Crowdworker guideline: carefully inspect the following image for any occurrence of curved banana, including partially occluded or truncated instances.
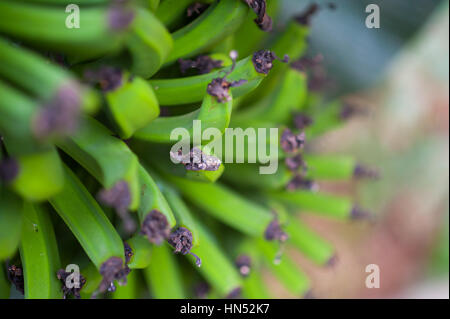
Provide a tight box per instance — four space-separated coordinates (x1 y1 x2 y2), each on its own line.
0 37 100 116
49 166 127 294
20 203 62 299
164 0 248 64
104 71 160 139
125 7 173 78
0 1 133 62
134 93 232 144
0 189 23 261
56 116 141 210
149 54 266 106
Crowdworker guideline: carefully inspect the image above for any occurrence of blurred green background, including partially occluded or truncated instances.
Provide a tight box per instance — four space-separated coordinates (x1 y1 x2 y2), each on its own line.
269 0 449 298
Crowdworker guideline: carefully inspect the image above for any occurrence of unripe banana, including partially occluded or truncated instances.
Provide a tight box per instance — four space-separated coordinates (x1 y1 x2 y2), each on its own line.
0 189 23 260
164 0 248 64
20 203 62 299
0 1 133 62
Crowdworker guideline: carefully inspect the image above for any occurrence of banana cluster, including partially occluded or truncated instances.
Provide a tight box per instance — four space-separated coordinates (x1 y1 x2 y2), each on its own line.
0 0 376 299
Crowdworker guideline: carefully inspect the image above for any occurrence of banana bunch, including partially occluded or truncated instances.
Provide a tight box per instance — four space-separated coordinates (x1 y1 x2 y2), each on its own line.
0 0 377 299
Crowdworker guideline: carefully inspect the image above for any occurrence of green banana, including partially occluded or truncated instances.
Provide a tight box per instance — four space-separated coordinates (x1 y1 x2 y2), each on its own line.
49 166 126 274
256 238 310 297
156 0 214 30
285 217 335 266
0 0 132 62
20 203 62 299
164 0 248 64
189 221 242 297
0 189 23 260
134 93 232 144
0 37 100 117
104 72 160 139
149 54 266 106
56 116 140 210
164 175 275 238
144 244 186 298
233 67 308 125
125 235 152 269
125 7 173 78
270 190 371 220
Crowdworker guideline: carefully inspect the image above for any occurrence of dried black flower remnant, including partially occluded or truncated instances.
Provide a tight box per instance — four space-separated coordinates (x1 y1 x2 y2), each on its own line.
354 164 379 180
193 282 210 299
178 55 223 75
280 128 305 153
293 113 314 130
33 84 81 139
57 269 87 299
294 3 319 26
84 66 123 92
124 241 134 264
187 2 208 18
108 3 135 31
243 0 273 31
340 102 365 120
168 227 202 267
285 153 307 172
235 255 251 277
252 50 289 75
170 147 221 171
0 157 19 182
207 51 247 102
264 219 288 242
350 206 373 220
140 209 171 245
98 180 136 233
97 256 130 295
7 265 24 295
226 287 242 299
286 174 318 191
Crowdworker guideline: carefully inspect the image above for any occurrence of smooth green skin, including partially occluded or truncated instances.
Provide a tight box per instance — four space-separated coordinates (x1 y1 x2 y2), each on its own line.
79 263 102 298
159 182 200 247
233 68 308 125
106 74 160 139
223 162 291 191
112 269 139 299
165 175 273 237
137 165 177 227
126 235 152 269
126 7 173 78
0 1 125 60
0 81 38 150
286 217 335 266
270 190 352 220
20 203 61 299
241 269 271 299
134 94 232 144
304 100 346 139
144 244 185 299
10 148 65 201
165 0 248 64
0 189 23 260
57 116 140 210
147 0 160 12
304 154 356 180
0 266 10 299
256 239 310 297
190 221 242 297
49 166 125 269
149 55 264 106
0 38 99 114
